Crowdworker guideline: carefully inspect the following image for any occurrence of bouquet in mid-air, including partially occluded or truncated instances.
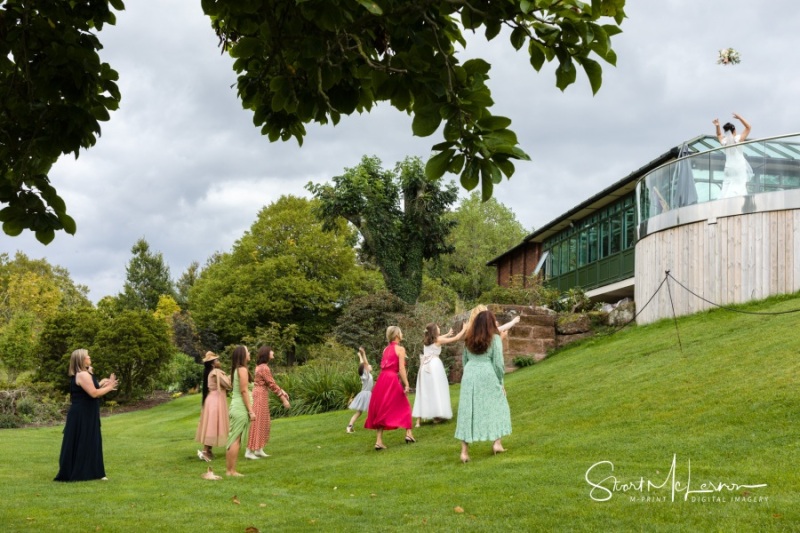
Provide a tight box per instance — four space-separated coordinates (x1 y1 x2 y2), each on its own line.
717 48 741 65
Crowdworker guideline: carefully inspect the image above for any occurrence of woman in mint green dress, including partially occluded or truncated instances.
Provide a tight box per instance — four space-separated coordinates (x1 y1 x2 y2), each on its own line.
226 345 255 477
455 310 511 463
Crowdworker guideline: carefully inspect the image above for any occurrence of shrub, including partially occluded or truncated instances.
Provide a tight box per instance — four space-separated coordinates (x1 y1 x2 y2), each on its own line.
0 382 67 427
156 351 203 393
513 356 536 368
333 290 409 356
0 413 19 428
477 274 559 308
270 364 361 419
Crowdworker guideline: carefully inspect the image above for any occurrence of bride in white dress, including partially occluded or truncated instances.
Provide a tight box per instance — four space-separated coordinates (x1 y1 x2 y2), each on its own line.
412 323 465 427
713 113 753 198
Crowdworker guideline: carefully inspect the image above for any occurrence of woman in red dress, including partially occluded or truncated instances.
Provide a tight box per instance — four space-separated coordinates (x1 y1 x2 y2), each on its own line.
364 326 416 449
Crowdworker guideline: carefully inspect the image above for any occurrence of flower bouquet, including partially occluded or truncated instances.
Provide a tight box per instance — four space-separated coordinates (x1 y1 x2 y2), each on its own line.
717 48 741 65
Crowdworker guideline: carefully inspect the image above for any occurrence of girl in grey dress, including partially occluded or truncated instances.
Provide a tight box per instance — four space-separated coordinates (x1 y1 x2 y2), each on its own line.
346 347 373 433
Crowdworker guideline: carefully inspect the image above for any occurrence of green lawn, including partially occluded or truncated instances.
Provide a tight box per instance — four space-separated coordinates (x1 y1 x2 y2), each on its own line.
2 295 798 532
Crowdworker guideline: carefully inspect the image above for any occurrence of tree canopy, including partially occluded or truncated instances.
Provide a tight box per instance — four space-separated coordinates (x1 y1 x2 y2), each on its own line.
189 195 364 346
0 0 124 243
427 192 527 302
118 238 176 312
204 0 625 200
1 1 625 242
308 156 458 304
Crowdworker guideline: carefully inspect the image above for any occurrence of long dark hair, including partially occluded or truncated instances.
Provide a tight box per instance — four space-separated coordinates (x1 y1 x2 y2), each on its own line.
230 345 253 382
465 310 500 355
256 345 272 365
201 360 215 404
423 323 438 346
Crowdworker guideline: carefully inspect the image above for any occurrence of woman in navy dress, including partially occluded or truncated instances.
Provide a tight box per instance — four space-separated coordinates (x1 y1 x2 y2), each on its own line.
55 349 118 482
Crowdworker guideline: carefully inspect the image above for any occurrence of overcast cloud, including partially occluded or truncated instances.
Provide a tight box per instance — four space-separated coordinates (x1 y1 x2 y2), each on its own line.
2 1 798 301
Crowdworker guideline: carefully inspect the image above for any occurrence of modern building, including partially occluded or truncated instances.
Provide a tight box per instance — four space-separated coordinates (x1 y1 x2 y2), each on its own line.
488 133 800 324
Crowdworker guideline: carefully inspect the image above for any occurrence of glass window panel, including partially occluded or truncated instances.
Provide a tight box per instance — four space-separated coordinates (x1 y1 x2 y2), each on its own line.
624 207 636 249
610 214 622 255
568 236 577 272
600 219 610 259
551 243 560 277
588 225 598 263
578 230 588 267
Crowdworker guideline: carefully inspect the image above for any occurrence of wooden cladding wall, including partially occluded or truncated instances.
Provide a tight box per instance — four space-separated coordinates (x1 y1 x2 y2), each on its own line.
634 210 800 324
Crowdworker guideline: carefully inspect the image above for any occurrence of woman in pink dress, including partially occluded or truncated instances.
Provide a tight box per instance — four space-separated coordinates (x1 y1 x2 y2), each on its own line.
245 346 290 460
364 326 416 449
195 352 231 462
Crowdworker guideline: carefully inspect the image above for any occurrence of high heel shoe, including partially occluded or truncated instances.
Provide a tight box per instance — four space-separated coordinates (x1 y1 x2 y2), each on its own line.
374 444 387 451
460 453 470 464
405 436 416 444
492 444 507 455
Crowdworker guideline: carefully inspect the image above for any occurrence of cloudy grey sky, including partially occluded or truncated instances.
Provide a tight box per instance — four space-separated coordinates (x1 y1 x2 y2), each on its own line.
2 1 799 301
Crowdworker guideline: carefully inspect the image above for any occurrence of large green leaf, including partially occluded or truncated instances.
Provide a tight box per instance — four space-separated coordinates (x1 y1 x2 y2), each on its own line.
578 57 603 95
425 149 455 181
477 116 513 131
555 57 577 91
356 0 383 15
461 160 480 191
412 107 443 137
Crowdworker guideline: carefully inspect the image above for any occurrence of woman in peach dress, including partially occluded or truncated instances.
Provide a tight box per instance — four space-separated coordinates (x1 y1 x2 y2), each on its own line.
195 352 231 462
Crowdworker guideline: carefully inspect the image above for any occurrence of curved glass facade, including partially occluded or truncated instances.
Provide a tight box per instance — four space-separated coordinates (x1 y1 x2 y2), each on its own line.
636 133 800 230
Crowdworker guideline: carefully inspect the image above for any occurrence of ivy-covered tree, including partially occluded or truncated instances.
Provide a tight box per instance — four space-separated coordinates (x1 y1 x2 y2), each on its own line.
118 238 175 312
204 0 625 200
0 0 124 242
189 195 363 346
427 192 527 303
308 156 458 304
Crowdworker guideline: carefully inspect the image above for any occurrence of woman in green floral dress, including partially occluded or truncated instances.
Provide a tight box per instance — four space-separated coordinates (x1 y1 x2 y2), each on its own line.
454 310 511 463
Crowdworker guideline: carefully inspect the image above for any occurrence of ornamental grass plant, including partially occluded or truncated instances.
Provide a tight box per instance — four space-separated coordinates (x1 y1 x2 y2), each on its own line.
0 293 797 531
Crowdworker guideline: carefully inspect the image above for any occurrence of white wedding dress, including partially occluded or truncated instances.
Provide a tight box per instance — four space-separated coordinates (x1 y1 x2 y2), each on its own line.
412 343 452 420
720 133 753 198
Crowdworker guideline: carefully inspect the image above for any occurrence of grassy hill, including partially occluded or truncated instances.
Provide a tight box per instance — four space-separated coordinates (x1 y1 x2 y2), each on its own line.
1 294 798 532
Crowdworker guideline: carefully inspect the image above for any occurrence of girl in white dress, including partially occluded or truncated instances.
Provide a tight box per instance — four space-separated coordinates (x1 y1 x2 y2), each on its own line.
412 323 465 427
713 113 753 198
346 347 373 433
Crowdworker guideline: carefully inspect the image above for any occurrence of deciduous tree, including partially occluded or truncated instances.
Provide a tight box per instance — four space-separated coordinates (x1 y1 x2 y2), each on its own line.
92 309 173 400
0 0 124 242
427 192 527 302
204 0 625 200
189 195 363 346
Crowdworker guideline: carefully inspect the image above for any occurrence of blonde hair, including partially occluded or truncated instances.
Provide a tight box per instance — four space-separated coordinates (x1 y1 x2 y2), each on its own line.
68 349 90 377
465 304 488 334
386 326 402 342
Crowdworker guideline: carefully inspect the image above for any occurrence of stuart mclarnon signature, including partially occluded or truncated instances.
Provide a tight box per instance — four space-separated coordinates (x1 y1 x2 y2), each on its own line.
585 454 768 502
